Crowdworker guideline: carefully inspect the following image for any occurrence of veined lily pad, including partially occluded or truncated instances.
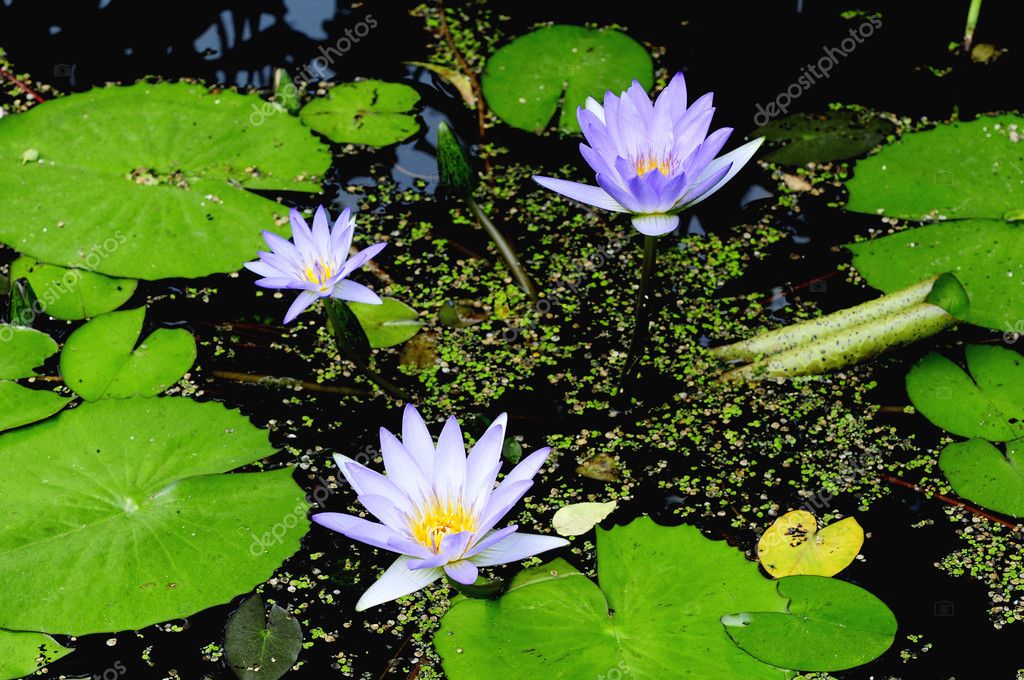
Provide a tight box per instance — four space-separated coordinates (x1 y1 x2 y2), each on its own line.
299 80 421 146
755 111 894 165
0 396 309 635
60 307 197 400
723 575 897 672
940 438 1024 517
0 325 57 379
0 381 69 432
482 24 653 134
349 297 423 348
0 629 72 680
436 517 793 679
0 82 330 279
225 595 303 680
845 115 1024 331
10 255 136 320
905 345 1024 441
757 511 863 578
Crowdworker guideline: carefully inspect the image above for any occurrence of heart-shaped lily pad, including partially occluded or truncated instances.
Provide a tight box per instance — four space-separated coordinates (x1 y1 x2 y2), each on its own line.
349 297 423 348
0 396 309 635
906 345 1024 441
225 595 303 680
436 517 793 680
754 110 895 165
0 629 72 680
939 438 1024 517
0 325 57 379
0 82 330 279
723 575 897 672
299 80 421 146
482 25 654 134
0 381 69 432
845 115 1024 331
10 255 136 320
60 307 197 400
757 510 864 578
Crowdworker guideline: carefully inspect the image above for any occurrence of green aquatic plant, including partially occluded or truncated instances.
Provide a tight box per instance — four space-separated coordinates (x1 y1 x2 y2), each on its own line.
299 80 421 146
224 594 303 680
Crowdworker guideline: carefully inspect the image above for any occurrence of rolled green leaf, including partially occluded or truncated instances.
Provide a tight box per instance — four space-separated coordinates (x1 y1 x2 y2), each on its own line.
273 67 301 115
721 302 956 381
712 276 938 361
437 121 477 195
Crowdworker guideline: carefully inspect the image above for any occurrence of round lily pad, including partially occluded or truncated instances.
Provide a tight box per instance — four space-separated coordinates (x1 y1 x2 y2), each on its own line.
906 345 1024 441
723 575 897 672
482 25 654 134
0 396 309 635
940 438 1024 517
757 510 863 578
0 82 330 280
299 80 421 146
348 297 423 348
436 517 792 680
0 325 58 379
10 255 136 320
755 110 895 165
225 595 303 680
60 307 197 401
0 629 72 680
0 381 69 432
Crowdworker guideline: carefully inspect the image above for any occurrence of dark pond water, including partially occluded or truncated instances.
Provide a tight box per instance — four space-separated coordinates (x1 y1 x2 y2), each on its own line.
1 1 1023 678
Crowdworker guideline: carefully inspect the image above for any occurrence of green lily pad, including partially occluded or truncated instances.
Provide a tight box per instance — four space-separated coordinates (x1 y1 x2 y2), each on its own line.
940 438 1024 517
60 307 197 400
755 111 895 165
349 298 423 348
905 345 1024 441
0 82 330 280
0 325 57 379
225 595 303 680
848 219 1023 331
10 256 136 320
436 517 793 680
482 25 654 134
723 575 897 672
0 396 309 635
0 629 72 680
846 115 1024 221
0 381 69 432
299 80 421 146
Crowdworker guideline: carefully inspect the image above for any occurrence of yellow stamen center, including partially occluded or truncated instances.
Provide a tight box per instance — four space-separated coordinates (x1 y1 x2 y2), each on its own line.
409 498 477 553
635 155 671 177
304 261 334 287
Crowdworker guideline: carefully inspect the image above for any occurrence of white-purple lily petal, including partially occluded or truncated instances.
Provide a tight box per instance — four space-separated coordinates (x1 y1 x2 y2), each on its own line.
243 205 387 324
315 407 569 610
532 72 762 235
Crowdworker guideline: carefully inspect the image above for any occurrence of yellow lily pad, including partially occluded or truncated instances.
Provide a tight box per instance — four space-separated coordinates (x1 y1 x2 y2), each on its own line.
757 510 863 578
551 501 617 537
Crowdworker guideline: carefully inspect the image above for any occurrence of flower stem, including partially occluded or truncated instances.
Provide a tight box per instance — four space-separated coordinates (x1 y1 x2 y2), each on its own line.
465 194 537 302
964 0 983 50
619 235 658 385
323 300 412 402
445 574 505 600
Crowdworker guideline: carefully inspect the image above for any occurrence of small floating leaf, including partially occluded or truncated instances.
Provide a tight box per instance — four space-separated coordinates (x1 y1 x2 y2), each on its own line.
10 255 136 320
754 110 894 165
552 501 616 537
0 381 69 432
225 595 303 680
60 307 197 400
348 297 423 348
0 629 72 680
939 438 1024 517
482 25 653 134
757 510 863 578
299 80 421 146
724 575 897 672
906 345 1024 441
0 325 57 379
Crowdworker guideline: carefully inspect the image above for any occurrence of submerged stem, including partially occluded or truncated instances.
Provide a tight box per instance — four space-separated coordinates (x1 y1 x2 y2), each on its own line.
619 235 658 386
445 574 505 600
323 300 412 402
466 194 537 301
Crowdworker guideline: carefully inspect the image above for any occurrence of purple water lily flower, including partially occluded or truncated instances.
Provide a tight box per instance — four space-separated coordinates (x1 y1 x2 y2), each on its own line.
312 405 569 611
533 72 764 236
243 206 387 323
